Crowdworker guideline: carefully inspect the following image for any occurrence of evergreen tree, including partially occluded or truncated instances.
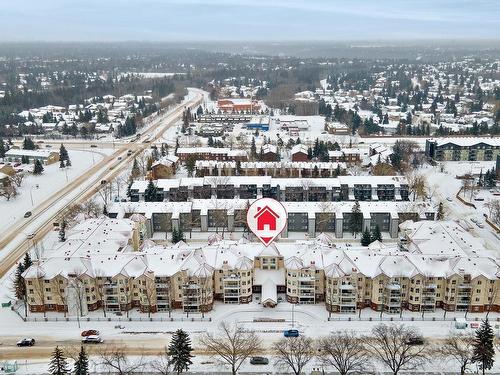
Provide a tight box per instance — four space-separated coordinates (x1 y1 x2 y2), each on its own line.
0 138 5 158
250 137 257 159
144 179 157 202
59 219 66 242
472 319 495 375
23 253 32 270
59 144 69 162
14 262 26 300
23 137 36 150
437 202 444 220
65 159 71 167
370 225 382 242
361 228 371 246
171 228 178 243
349 201 362 238
73 346 89 375
185 155 197 177
59 159 65 169
48 346 70 375
177 228 185 243
33 159 44 175
130 158 141 180
168 329 194 374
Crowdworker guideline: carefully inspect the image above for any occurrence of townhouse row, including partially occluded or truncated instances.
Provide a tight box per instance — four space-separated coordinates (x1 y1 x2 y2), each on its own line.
129 176 410 203
109 199 435 239
194 160 347 178
22 240 500 315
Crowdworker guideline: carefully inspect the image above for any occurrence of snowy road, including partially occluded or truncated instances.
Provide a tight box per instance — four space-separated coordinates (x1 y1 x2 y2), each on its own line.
0 89 203 278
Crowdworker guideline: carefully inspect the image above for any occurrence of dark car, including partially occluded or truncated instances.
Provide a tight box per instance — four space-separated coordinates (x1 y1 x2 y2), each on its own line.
24 211 32 218
405 336 424 345
81 330 100 337
90 144 98 148
17 338 35 347
250 357 269 365
283 329 299 338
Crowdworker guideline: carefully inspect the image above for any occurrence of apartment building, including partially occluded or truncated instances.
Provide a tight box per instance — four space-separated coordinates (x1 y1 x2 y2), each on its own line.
23 226 499 315
425 138 500 161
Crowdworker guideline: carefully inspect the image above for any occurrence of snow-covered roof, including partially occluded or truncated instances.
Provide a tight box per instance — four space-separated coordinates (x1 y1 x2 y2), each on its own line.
431 137 500 148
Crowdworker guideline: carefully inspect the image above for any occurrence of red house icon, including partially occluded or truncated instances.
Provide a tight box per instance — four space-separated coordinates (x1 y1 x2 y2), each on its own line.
254 206 280 231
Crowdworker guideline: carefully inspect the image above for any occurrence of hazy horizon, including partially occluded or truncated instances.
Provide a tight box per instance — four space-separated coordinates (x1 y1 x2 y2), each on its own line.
0 0 498 42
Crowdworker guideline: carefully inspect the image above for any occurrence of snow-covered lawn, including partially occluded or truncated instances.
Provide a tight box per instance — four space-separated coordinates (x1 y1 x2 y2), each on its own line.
0 149 113 235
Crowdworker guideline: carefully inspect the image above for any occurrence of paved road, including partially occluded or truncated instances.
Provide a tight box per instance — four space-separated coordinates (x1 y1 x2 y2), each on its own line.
0 89 203 278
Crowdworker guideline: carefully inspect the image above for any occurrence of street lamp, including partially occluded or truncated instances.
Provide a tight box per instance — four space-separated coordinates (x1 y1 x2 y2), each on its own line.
29 184 39 206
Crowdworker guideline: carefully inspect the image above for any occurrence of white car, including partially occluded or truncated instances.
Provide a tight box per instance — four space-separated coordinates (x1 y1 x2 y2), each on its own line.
470 218 478 223
446 197 453 202
476 222 484 229
82 335 103 344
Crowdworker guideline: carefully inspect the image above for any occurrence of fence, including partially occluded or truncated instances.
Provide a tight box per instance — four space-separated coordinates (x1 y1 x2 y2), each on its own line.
21 315 212 323
327 315 500 322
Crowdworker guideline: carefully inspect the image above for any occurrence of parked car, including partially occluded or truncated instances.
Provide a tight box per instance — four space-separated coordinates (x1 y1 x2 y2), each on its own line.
476 222 484 229
24 211 32 218
81 330 100 337
90 144 98 148
17 338 35 347
405 336 424 345
446 197 453 202
470 217 478 223
283 329 299 338
82 335 103 344
250 357 269 365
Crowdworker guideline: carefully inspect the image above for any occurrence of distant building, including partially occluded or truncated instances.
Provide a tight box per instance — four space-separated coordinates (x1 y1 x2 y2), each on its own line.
261 144 278 161
176 147 247 162
4 149 59 165
291 144 309 162
425 138 500 161
217 98 260 113
246 116 270 131
326 122 350 135
151 155 179 179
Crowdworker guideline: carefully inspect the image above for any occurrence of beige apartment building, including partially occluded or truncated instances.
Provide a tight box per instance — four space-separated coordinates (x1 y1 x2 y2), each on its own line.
23 239 499 316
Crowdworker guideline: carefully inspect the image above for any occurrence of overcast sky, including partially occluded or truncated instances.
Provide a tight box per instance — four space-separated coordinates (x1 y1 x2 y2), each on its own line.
0 0 498 41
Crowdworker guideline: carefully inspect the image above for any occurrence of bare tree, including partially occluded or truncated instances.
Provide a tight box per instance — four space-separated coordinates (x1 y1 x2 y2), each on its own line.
99 344 146 375
9 172 25 188
52 276 68 317
31 270 47 317
141 273 157 318
484 199 500 225
150 346 172 375
436 334 474 375
317 331 371 375
273 336 315 375
366 324 428 375
406 172 428 201
0 183 18 200
80 199 101 219
199 322 262 375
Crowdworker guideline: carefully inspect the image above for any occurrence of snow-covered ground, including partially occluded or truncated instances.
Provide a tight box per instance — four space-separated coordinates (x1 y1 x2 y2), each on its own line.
0 149 112 235
9 351 500 375
421 160 500 252
1 299 500 374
